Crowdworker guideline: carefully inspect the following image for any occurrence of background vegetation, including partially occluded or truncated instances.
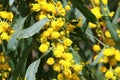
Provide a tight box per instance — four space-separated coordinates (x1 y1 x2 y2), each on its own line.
0 0 120 80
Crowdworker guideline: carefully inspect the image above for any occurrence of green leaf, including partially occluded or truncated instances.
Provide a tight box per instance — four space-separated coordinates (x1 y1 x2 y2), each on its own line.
13 16 28 30
10 44 33 80
70 0 97 23
18 18 49 39
25 50 51 80
25 59 40 80
7 30 19 51
9 0 14 6
85 27 95 43
7 16 28 51
112 5 120 26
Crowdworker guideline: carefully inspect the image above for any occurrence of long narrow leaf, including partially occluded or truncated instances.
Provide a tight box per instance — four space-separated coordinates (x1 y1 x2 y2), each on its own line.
7 30 20 51
10 45 33 80
25 50 51 80
18 18 49 39
7 16 28 51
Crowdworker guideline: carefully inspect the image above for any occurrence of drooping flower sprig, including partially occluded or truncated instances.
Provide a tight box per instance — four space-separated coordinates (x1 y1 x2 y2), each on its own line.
90 0 120 79
31 0 83 79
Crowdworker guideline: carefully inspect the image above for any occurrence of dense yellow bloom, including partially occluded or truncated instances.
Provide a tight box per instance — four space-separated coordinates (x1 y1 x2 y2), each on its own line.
105 70 114 79
42 31 50 37
59 8 66 16
56 1 62 10
51 18 64 31
66 23 76 31
115 67 120 76
102 56 109 63
88 22 97 28
53 63 61 72
54 50 62 58
72 64 82 73
92 44 101 52
91 7 102 19
105 30 111 38
103 48 114 56
109 11 114 18
57 73 64 80
59 59 71 68
36 14 47 20
0 21 11 33
115 53 120 61
47 28 53 34
47 57 55 65
63 38 72 46
1 32 10 41
39 43 49 53
62 53 73 61
0 53 11 79
94 0 99 5
63 68 72 78
65 5 71 11
31 3 41 12
71 73 80 80
51 31 60 39
0 11 13 21
46 3 56 14
99 66 107 73
56 43 64 52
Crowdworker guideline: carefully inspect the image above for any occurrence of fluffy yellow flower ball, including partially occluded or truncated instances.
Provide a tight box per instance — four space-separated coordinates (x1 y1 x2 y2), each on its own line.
63 68 72 78
115 53 120 61
59 59 71 68
54 50 62 58
105 70 114 79
1 32 10 41
115 67 120 76
65 5 71 11
105 30 111 38
63 38 72 46
103 48 114 56
47 57 55 65
99 66 107 73
51 31 60 39
31 3 41 12
94 0 99 5
53 63 61 72
92 44 101 52
72 64 82 73
56 43 64 52
62 53 73 61
39 43 49 53
57 73 64 80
